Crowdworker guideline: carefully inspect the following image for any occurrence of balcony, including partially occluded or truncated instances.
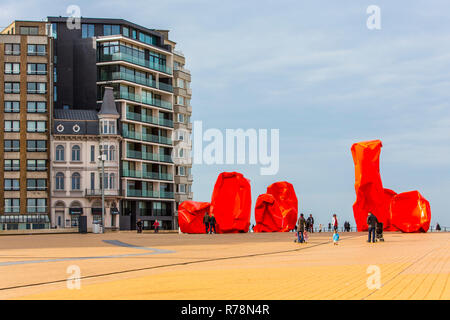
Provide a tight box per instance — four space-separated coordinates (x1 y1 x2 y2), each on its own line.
117 91 172 110
126 188 174 199
123 129 172 146
98 52 172 75
99 72 173 93
126 111 173 128
122 168 173 181
85 189 122 197
125 149 172 163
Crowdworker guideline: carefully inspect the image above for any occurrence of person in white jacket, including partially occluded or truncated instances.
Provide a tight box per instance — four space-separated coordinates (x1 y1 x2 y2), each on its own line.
332 214 338 231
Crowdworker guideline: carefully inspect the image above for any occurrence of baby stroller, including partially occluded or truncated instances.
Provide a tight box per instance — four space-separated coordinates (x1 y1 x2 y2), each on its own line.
376 222 384 242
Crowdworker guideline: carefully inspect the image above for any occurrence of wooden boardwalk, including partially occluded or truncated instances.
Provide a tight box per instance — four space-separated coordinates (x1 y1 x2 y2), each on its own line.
0 231 448 299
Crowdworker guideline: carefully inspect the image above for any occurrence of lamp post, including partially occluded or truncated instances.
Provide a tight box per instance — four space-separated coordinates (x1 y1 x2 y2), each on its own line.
98 154 107 233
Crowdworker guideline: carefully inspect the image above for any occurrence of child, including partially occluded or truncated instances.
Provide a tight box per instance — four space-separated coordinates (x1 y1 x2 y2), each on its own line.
333 230 339 245
304 230 309 243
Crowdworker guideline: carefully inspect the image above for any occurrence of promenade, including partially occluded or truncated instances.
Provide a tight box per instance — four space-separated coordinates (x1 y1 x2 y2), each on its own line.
0 231 448 299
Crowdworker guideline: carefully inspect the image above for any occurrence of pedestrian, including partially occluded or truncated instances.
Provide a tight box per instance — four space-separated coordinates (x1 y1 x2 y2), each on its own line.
436 223 441 231
319 223 322 232
136 218 143 234
367 212 378 243
333 230 340 245
209 214 217 234
296 213 306 243
309 214 314 233
332 214 338 231
153 220 160 233
203 212 210 234
328 222 332 232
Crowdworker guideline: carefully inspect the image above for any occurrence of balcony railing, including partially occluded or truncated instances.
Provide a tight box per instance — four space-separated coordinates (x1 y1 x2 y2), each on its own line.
117 91 172 110
85 189 122 197
100 72 174 93
123 168 173 181
123 129 172 146
126 188 174 199
126 111 173 128
98 52 172 75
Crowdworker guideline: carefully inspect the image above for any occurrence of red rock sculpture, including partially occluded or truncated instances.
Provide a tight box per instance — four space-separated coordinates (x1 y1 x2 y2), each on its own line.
266 181 298 232
253 194 283 232
390 191 431 233
178 201 211 234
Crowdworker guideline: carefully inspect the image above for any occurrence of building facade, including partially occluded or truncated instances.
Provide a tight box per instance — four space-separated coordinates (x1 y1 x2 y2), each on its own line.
46 17 193 230
51 88 121 230
0 21 53 230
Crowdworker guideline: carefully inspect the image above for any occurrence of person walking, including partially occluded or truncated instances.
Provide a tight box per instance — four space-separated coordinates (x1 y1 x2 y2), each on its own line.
153 220 160 233
209 214 217 234
319 223 323 233
332 214 338 231
328 222 332 232
136 218 143 234
297 214 306 243
436 223 441 231
333 230 340 245
203 212 210 234
367 212 378 243
309 214 315 233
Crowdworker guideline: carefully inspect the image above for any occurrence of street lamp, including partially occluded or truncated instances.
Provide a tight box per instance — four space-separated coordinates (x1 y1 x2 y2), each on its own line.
98 154 107 233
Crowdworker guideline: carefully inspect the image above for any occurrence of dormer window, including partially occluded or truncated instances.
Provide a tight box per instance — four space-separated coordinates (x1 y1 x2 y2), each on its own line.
101 120 117 134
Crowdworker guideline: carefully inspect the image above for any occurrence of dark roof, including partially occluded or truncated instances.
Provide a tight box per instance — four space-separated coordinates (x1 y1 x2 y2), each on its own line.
54 109 98 120
98 87 119 116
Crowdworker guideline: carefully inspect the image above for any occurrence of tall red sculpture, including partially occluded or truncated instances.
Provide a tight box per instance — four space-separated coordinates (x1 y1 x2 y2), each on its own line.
266 181 298 231
210 172 251 233
253 194 283 232
178 201 211 234
390 191 431 233
351 140 431 233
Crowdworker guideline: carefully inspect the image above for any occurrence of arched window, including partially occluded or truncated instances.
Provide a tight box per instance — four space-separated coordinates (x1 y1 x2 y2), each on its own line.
71 172 81 190
109 145 115 161
109 173 115 189
71 145 80 161
55 172 64 190
56 145 65 161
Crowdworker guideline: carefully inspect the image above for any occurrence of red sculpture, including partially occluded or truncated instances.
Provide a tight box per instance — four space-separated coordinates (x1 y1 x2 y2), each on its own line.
253 194 283 232
210 172 252 233
351 140 431 233
178 201 211 234
390 191 431 233
266 181 298 231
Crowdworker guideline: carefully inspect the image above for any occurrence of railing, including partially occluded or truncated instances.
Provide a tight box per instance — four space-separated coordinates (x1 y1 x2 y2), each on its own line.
126 111 173 128
173 65 191 74
117 91 172 110
85 189 122 197
126 188 174 199
26 206 48 213
98 52 172 75
123 168 173 181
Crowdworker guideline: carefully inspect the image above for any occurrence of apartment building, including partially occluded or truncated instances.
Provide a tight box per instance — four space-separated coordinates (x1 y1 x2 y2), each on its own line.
0 21 52 230
51 88 121 230
47 17 193 230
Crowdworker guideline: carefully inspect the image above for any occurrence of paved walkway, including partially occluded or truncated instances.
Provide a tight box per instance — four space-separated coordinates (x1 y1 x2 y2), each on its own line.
0 232 448 299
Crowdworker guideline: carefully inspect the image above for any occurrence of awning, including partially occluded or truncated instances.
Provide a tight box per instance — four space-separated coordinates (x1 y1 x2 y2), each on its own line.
69 208 83 215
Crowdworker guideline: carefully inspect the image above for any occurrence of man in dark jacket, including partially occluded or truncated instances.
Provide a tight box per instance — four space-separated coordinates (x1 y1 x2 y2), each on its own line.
136 219 143 234
367 212 378 243
297 214 306 243
209 214 216 234
203 213 210 234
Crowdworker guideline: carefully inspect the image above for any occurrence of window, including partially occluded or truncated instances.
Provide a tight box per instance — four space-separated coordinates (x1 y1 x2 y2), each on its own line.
4 140 20 152
109 173 115 189
27 44 46 56
5 101 20 113
177 96 184 105
109 121 116 134
71 145 81 161
177 79 185 88
27 121 46 132
90 172 95 190
109 145 115 161
104 24 120 36
5 43 20 55
4 82 20 94
122 26 129 37
5 63 20 74
55 145 65 161
178 184 186 193
82 24 95 38
51 23 57 39
5 199 20 213
27 63 47 75
27 140 46 152
27 82 47 94
4 179 19 191
27 198 47 213
5 121 20 132
27 179 47 191
178 166 186 176
90 145 95 162
4 160 20 171
72 172 81 190
177 113 184 123
132 29 137 39
27 101 46 113
27 159 46 171
99 173 108 189
20 26 39 35
54 67 57 82
55 172 64 190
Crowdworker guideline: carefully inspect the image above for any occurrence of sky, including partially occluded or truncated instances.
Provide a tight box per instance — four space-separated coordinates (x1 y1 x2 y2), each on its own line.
1 0 449 227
